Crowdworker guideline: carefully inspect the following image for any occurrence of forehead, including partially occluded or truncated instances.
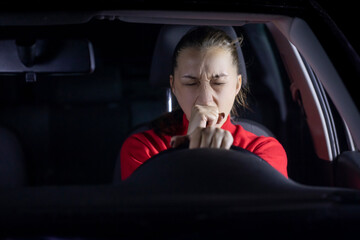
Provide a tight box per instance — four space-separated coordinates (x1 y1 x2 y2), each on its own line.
176 47 235 70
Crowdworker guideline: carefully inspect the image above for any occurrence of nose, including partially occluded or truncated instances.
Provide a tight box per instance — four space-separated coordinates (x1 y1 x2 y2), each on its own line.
196 84 214 106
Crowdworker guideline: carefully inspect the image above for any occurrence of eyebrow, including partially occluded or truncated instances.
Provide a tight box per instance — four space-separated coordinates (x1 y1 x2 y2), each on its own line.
182 73 229 78
181 75 198 80
213 73 228 77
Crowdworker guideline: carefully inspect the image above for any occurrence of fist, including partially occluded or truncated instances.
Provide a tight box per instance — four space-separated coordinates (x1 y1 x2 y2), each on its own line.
187 105 225 134
171 127 233 150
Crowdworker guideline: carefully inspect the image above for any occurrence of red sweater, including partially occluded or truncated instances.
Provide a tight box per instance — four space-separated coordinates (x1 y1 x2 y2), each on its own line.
120 114 288 180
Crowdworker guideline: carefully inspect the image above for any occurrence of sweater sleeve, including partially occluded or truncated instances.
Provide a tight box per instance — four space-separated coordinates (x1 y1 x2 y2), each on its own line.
251 137 288 178
119 130 170 180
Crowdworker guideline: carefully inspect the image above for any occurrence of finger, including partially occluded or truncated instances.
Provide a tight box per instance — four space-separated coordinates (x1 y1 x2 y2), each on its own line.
199 115 208 128
190 105 219 130
206 117 215 127
206 112 219 127
220 131 233 149
210 129 223 148
200 128 215 148
189 127 202 149
207 111 225 127
199 105 218 127
170 135 189 148
188 105 207 134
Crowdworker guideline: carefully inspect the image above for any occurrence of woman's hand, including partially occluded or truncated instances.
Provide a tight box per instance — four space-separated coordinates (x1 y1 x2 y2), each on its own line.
171 105 233 149
187 105 225 134
171 126 233 149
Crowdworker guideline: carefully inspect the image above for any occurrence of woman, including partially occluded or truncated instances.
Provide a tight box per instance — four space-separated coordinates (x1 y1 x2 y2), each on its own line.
120 26 288 180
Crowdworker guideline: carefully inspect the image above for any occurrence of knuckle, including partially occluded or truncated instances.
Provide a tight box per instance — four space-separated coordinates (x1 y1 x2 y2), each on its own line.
226 135 234 145
203 127 212 134
195 126 204 132
225 130 232 138
223 131 233 144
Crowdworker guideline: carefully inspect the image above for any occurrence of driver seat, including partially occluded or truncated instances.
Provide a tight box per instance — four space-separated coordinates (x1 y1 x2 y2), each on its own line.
113 25 274 183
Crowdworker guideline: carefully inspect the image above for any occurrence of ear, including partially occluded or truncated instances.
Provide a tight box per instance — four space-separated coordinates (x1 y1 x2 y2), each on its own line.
169 75 176 95
236 74 242 94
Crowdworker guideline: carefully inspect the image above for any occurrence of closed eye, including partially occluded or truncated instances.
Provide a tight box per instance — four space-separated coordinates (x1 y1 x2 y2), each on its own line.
182 75 197 80
212 82 225 85
212 73 227 80
181 75 198 86
211 74 227 85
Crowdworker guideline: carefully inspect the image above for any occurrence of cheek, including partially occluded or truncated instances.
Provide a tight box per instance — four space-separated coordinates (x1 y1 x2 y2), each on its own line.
216 84 238 111
173 85 196 116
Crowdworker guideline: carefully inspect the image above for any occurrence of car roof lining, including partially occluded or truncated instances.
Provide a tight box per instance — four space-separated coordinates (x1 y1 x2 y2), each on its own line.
97 10 293 27
98 11 286 26
0 10 291 26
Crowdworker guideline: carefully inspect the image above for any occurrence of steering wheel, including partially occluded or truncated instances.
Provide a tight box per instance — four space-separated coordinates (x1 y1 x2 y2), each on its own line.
123 146 293 194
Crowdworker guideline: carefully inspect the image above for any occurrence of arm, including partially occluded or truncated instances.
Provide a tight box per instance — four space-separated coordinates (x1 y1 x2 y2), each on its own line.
251 137 288 178
120 130 170 180
120 135 153 180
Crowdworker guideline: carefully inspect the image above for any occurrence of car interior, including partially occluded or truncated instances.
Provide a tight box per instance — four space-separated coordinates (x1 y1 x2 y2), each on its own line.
0 8 360 238
0 17 354 188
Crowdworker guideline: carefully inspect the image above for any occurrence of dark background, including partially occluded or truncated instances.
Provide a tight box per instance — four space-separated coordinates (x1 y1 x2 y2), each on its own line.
316 0 359 56
315 0 360 107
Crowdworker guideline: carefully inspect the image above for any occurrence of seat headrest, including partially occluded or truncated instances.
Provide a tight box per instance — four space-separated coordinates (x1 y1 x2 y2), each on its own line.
149 25 247 88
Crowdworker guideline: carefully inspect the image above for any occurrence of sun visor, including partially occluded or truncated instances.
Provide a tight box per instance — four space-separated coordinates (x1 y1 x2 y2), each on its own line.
0 38 95 80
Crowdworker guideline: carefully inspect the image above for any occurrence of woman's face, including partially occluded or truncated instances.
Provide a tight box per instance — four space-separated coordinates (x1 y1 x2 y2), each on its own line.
170 46 242 126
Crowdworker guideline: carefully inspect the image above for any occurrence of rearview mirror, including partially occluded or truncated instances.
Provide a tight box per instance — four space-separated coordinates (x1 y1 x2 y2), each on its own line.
0 38 95 77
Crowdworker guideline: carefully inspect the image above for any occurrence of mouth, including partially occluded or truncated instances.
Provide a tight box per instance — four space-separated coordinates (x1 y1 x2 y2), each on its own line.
217 112 225 124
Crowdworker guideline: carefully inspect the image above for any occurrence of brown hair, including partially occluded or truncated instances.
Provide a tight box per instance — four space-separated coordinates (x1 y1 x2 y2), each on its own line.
172 26 249 116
